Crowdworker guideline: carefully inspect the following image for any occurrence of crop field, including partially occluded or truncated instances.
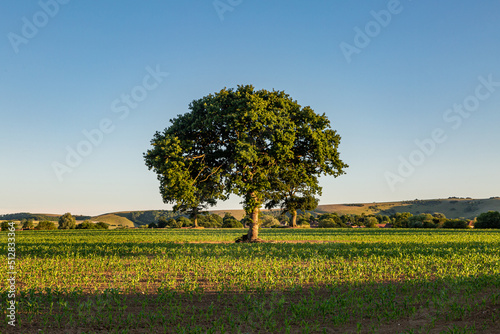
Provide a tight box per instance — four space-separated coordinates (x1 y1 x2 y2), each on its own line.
2 229 500 333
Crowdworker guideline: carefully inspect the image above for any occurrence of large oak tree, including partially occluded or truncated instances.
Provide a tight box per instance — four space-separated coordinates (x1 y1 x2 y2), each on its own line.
144 85 347 241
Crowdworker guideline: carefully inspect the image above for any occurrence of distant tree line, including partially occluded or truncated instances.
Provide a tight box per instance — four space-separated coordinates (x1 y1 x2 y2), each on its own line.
57 213 109 230
3 210 499 231
390 212 468 229
146 211 390 229
389 211 500 229
0 212 91 222
148 212 244 229
143 210 499 229
8 213 110 230
148 212 294 229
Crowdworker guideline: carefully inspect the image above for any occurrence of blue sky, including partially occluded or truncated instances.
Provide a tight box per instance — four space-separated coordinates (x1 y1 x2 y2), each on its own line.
1 0 499 216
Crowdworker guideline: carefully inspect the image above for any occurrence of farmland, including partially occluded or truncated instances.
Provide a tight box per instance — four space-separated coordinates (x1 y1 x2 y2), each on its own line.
2 229 500 333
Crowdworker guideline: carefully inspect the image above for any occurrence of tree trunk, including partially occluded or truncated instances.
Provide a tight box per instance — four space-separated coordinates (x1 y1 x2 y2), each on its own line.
247 207 260 241
192 208 199 228
291 210 297 227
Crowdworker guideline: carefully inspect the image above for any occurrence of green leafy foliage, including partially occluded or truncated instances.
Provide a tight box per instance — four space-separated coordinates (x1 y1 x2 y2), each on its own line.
442 219 470 229
318 213 348 228
157 217 169 228
296 212 314 226
35 220 57 230
198 214 223 228
22 219 35 229
1 221 12 231
123 210 177 226
392 212 413 228
58 213 76 229
168 218 183 228
95 222 110 229
363 216 379 228
260 215 281 228
144 85 347 240
340 214 360 226
408 213 434 228
222 213 243 228
177 216 193 227
475 211 500 228
222 219 243 228
75 221 110 230
76 221 95 229
269 195 319 227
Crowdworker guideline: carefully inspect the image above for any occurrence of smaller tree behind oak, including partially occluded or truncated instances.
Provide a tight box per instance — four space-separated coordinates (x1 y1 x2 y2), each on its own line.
475 211 500 228
58 212 76 229
35 220 57 230
144 85 347 241
22 219 35 229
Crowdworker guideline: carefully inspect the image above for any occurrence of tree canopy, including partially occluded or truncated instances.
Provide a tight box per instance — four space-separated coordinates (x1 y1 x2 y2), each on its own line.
58 212 76 229
35 220 56 230
144 85 347 241
475 211 500 228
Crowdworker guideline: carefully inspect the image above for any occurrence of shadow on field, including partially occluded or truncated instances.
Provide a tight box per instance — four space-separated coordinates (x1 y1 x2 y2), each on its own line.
2 274 500 333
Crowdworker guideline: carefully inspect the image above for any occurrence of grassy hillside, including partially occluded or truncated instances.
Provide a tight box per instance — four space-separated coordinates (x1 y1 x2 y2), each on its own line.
210 209 247 220
316 197 500 219
206 198 500 220
208 198 500 219
91 214 136 229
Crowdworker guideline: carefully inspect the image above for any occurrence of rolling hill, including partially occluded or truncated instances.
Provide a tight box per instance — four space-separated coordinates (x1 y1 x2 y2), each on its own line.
314 197 500 219
90 214 136 229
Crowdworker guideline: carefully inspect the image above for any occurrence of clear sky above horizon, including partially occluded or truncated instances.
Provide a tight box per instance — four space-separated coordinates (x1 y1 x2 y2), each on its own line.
1 1 500 216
